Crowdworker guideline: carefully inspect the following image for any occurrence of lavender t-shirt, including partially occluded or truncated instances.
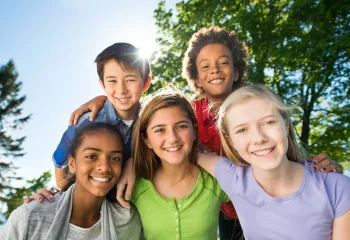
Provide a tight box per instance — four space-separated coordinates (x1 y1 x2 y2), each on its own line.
215 158 350 240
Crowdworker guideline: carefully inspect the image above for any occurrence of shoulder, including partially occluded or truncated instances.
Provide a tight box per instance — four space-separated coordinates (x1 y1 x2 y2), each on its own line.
131 178 152 202
200 169 229 202
106 202 142 239
306 162 350 218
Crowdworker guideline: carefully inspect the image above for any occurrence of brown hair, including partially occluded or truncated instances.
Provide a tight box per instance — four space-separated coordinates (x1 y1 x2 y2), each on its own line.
217 84 302 166
132 89 199 180
182 26 249 95
95 42 150 85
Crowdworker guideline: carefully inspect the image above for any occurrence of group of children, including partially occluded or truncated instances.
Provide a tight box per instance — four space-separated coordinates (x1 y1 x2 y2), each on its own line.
1 26 349 240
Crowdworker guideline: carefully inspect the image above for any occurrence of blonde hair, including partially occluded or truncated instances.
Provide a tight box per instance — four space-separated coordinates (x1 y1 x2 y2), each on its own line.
132 89 200 180
217 84 302 166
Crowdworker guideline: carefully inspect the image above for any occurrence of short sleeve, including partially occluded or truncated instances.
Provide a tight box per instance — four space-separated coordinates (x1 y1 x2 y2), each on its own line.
52 112 92 168
214 157 239 196
325 173 350 219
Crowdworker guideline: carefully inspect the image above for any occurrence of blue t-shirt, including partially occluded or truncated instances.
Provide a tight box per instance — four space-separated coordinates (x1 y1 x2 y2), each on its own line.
52 99 139 168
215 158 350 240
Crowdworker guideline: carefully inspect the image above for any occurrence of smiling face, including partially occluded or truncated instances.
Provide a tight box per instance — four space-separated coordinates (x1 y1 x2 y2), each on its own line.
195 43 238 101
226 97 289 171
143 106 196 167
69 130 123 198
100 59 144 120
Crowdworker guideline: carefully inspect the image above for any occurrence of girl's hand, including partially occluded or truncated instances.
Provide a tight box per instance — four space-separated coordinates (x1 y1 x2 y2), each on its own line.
68 95 107 125
116 158 136 209
23 188 59 204
309 153 342 173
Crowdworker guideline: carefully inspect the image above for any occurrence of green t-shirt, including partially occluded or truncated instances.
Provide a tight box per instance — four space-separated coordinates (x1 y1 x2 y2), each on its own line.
131 169 229 240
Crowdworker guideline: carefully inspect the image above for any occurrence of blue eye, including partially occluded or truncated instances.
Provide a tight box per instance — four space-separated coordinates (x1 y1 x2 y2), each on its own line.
236 128 246 134
264 120 275 126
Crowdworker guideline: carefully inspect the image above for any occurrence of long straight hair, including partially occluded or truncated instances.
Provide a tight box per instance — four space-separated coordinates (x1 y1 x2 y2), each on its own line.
132 90 200 180
217 84 302 166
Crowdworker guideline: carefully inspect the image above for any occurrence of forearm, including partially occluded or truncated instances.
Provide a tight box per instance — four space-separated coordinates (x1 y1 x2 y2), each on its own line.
197 153 220 177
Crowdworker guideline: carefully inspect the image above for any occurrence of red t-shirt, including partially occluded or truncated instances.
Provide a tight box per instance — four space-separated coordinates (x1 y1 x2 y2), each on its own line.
193 97 238 219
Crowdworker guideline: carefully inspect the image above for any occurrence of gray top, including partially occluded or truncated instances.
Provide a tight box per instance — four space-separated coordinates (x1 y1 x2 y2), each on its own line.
0 184 142 240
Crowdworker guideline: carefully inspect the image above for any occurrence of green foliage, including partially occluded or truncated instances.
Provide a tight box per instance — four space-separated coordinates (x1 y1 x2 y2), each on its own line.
152 0 350 166
0 171 52 223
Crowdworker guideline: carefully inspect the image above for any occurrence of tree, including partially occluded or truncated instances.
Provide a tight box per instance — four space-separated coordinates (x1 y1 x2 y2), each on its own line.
151 0 350 167
0 60 31 213
0 171 52 223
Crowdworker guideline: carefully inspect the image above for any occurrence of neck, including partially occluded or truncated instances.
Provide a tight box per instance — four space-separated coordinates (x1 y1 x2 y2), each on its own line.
252 158 304 198
70 185 104 228
157 160 193 185
116 104 138 121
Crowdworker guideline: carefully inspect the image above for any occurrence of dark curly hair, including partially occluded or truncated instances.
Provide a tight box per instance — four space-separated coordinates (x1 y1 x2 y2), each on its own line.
182 26 249 95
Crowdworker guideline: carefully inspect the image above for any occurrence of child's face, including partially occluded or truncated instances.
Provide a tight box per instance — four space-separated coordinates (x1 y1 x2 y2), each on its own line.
69 130 123 198
195 43 238 101
143 106 196 166
226 97 289 171
100 59 144 120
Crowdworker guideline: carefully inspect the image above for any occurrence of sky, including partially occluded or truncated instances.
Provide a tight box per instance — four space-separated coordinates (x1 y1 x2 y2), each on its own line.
0 0 178 188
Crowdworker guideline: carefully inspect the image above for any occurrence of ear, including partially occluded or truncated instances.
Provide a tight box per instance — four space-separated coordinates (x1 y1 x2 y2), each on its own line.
141 134 152 149
99 79 105 89
233 70 239 81
68 155 76 174
195 78 203 88
143 76 152 92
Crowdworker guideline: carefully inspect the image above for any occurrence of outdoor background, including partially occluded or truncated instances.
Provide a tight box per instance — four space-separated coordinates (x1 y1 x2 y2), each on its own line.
1 0 349 225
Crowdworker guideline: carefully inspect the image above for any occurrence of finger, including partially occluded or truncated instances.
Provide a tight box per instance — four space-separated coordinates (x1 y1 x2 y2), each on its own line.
68 111 76 126
36 189 54 202
333 166 343 173
313 158 331 170
125 179 135 201
24 197 34 203
116 183 130 209
74 111 82 125
311 153 327 164
90 107 99 122
32 193 44 203
320 164 338 173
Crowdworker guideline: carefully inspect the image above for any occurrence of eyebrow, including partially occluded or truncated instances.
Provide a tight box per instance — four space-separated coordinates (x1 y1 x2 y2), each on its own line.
198 55 231 64
233 115 276 129
105 74 137 79
83 147 122 154
151 120 190 130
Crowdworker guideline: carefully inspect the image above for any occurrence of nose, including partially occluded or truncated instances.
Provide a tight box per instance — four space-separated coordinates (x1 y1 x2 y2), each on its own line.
210 63 220 74
116 80 128 94
166 128 180 144
251 126 268 145
97 157 112 172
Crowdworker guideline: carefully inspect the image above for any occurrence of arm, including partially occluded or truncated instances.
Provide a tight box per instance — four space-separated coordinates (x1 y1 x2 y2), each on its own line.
332 210 350 240
69 95 107 125
197 153 221 177
116 158 136 208
55 167 68 190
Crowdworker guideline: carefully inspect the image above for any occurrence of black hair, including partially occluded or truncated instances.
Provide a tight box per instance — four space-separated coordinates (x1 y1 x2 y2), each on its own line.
61 122 123 202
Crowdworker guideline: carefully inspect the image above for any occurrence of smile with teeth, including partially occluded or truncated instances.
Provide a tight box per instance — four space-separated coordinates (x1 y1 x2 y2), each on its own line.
252 147 275 156
90 176 112 182
164 146 182 152
116 97 130 103
209 78 224 84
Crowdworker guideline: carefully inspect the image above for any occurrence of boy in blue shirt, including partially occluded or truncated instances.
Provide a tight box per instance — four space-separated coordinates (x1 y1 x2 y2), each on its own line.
53 42 151 188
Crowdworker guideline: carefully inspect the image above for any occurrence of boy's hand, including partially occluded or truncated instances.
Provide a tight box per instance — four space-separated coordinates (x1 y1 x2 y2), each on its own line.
309 153 342 173
116 158 136 209
69 95 107 125
23 188 58 204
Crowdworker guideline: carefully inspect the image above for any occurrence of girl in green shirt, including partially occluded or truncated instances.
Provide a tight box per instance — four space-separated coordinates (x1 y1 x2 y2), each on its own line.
129 90 229 239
